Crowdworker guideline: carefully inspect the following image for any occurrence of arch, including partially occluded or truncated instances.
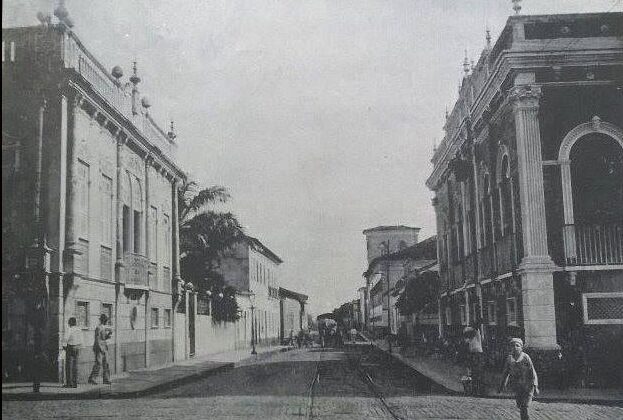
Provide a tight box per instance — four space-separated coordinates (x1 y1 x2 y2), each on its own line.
559 118 623 263
558 117 623 161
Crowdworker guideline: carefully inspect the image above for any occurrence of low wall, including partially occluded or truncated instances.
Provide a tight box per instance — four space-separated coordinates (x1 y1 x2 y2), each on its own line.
195 314 247 356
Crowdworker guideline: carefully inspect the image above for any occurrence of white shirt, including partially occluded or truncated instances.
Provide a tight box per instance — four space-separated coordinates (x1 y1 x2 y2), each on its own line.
64 325 83 347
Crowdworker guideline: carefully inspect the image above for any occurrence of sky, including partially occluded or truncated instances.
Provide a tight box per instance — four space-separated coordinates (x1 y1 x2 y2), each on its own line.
3 0 621 314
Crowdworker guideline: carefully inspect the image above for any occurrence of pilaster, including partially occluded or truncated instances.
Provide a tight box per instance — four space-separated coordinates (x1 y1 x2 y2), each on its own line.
510 78 558 351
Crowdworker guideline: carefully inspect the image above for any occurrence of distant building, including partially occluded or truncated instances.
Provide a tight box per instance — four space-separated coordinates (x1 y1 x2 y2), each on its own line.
2 15 186 382
363 233 437 337
216 236 283 346
278 287 308 343
363 226 420 263
427 12 623 386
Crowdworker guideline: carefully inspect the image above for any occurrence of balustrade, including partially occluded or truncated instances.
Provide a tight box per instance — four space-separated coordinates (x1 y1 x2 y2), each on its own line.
563 223 623 266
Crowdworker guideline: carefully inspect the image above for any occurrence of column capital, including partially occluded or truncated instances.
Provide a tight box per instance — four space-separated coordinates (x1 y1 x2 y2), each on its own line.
509 85 541 109
116 132 128 147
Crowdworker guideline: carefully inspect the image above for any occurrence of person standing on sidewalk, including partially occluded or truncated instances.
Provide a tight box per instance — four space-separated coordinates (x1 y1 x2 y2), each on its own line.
63 317 82 388
88 314 112 385
498 338 539 420
463 322 484 396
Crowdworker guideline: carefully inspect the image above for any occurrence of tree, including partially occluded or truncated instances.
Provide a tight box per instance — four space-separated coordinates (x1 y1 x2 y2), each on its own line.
178 181 244 321
396 271 439 316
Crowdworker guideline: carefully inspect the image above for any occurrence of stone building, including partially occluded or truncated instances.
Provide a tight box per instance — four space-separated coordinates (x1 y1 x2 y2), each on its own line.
216 235 283 347
2 14 186 382
426 12 622 386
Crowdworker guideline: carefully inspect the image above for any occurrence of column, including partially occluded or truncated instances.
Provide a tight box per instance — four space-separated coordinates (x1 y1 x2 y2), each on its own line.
144 156 152 367
560 160 577 263
114 134 126 375
172 178 182 283
510 79 558 351
65 93 83 268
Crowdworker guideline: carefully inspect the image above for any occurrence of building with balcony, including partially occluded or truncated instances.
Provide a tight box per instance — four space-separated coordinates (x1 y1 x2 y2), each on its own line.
426 12 622 386
2 13 186 382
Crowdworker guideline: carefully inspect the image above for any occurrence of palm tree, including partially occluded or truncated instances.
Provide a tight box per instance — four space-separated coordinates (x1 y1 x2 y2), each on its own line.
178 181 244 300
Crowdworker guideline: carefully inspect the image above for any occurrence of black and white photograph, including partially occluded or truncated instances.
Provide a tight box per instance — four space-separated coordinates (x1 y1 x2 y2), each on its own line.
2 0 622 419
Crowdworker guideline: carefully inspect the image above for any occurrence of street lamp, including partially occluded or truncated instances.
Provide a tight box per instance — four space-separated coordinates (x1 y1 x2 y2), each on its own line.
249 292 257 355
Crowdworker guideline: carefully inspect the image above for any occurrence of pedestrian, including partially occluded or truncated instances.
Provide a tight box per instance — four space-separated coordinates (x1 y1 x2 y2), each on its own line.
63 317 82 388
88 314 112 385
498 338 539 420
463 323 485 396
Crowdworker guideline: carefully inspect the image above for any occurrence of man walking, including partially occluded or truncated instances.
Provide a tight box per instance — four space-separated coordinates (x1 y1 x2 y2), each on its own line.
63 317 82 387
88 314 112 385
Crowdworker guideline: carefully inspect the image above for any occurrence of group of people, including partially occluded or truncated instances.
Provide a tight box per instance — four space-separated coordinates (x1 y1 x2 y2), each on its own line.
61 313 113 388
461 323 538 420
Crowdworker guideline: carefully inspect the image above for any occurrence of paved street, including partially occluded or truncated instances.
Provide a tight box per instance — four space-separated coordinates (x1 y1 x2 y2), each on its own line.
3 346 622 419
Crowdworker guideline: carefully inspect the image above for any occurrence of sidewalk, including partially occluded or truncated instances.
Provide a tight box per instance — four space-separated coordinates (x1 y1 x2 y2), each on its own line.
366 338 623 406
2 344 293 401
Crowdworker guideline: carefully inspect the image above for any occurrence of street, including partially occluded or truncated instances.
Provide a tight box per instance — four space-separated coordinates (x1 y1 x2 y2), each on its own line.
3 346 621 419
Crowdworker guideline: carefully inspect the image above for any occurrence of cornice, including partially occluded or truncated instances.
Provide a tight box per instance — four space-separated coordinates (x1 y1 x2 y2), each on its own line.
66 79 186 181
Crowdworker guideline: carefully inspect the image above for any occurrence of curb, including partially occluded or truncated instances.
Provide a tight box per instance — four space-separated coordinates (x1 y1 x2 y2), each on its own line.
1 362 234 401
368 341 623 407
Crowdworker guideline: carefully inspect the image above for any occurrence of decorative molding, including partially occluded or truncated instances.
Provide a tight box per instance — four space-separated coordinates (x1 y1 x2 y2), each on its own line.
509 85 542 109
558 117 623 161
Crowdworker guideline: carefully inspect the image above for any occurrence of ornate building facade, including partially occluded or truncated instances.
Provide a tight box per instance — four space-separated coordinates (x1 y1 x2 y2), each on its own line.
426 12 622 386
2 17 187 382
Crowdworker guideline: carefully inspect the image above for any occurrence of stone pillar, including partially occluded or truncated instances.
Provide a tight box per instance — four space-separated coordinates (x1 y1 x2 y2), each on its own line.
64 93 83 269
114 135 126 375
171 178 181 284
510 80 558 351
144 156 152 368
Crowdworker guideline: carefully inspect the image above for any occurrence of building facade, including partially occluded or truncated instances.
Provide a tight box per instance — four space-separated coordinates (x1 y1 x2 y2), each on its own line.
279 287 308 343
426 12 622 386
216 236 283 347
2 19 187 382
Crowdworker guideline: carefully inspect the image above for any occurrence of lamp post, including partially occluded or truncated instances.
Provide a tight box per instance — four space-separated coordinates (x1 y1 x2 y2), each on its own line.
249 293 257 355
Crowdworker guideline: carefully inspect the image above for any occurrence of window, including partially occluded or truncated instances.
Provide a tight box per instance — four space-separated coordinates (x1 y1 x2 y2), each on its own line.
151 307 159 328
582 293 623 325
77 161 90 240
100 175 113 247
445 307 452 326
470 302 478 324
506 297 517 326
76 301 89 328
163 214 171 266
133 210 142 254
459 304 467 325
164 309 172 328
101 303 113 326
487 301 497 325
123 205 131 253
149 206 157 262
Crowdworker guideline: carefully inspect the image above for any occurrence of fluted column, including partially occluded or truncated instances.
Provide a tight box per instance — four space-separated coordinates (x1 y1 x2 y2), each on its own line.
510 82 558 351
172 178 182 283
144 155 152 368
65 93 83 267
560 160 577 263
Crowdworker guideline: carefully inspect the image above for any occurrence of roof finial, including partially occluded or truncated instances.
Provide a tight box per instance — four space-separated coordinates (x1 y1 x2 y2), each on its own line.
445 107 449 120
463 50 470 74
53 0 74 28
512 0 522 15
433 138 437 154
130 61 141 85
167 120 177 140
486 28 492 48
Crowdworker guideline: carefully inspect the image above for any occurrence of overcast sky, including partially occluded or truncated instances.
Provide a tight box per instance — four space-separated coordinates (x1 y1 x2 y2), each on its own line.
4 0 620 314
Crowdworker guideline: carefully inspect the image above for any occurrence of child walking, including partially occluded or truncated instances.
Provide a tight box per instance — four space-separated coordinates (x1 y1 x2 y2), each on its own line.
498 338 539 420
